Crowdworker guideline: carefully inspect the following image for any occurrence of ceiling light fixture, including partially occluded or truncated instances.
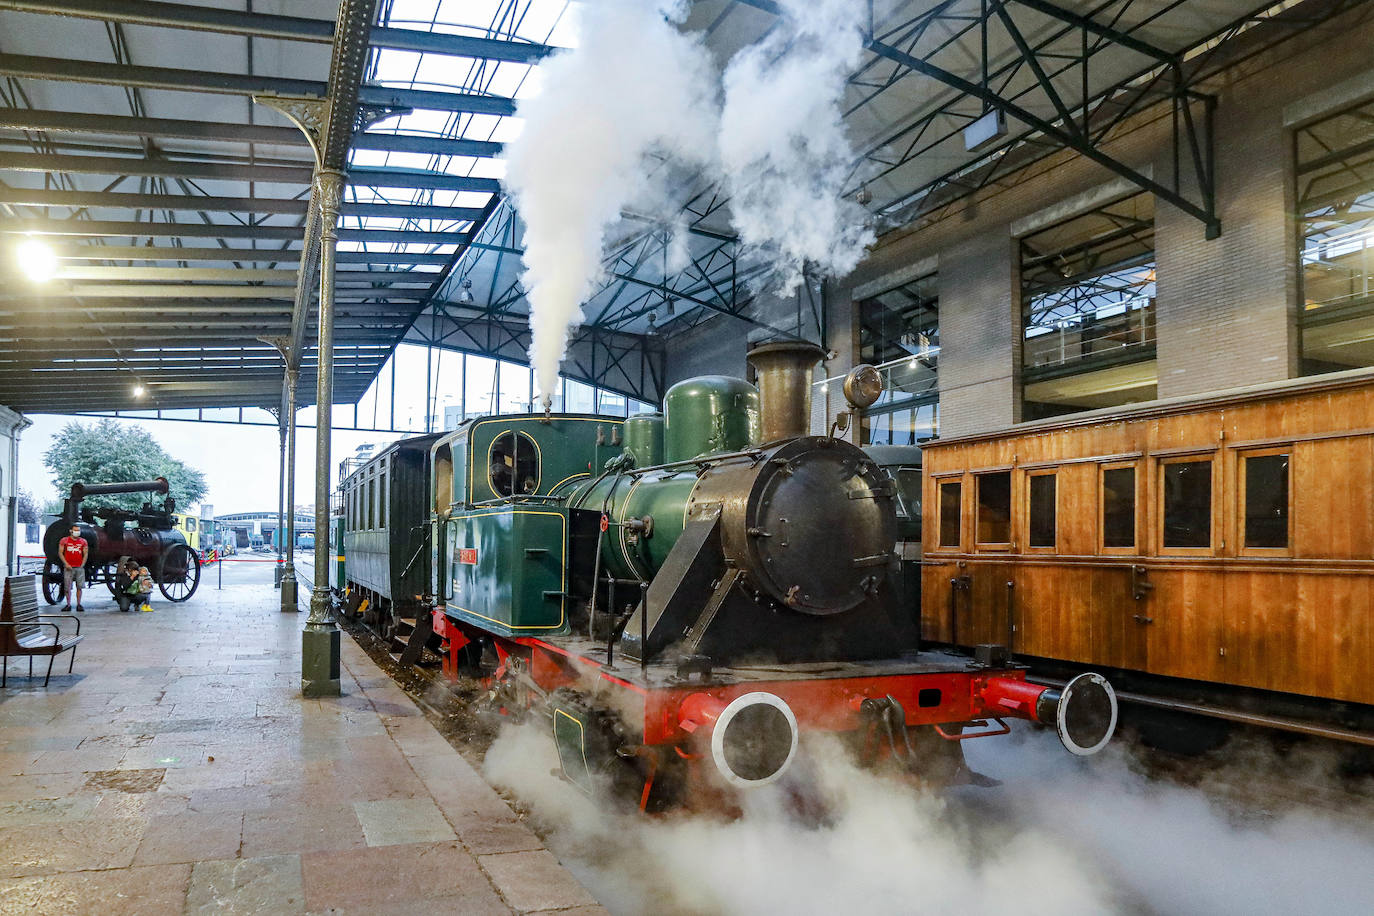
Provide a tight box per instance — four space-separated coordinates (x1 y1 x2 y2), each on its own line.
16 237 58 282
132 384 146 398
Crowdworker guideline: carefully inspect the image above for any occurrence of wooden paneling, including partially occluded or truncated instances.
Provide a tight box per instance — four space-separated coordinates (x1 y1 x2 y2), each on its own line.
1293 436 1374 560
920 374 1374 707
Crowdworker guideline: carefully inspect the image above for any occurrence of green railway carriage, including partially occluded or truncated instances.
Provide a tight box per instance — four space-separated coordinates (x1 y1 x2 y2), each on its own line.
330 514 346 591
339 432 441 632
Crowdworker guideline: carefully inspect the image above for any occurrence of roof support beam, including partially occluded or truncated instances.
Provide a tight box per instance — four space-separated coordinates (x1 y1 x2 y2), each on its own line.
0 149 498 191
47 245 452 266
355 86 516 117
0 187 485 220
368 27 552 63
864 37 1220 238
0 52 326 97
0 0 334 40
0 1 554 61
0 54 515 115
1 219 471 245
2 285 426 299
0 108 504 158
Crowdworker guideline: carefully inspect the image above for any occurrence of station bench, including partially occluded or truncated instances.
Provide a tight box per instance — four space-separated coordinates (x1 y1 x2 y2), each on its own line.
1 575 83 687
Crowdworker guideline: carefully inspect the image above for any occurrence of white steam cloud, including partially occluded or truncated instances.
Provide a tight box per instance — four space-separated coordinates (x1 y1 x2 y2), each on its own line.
501 1 718 403
484 721 1374 916
502 0 874 401
718 0 875 293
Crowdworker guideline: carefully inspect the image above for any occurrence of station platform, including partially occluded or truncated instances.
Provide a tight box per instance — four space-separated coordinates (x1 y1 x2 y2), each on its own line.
0 580 606 915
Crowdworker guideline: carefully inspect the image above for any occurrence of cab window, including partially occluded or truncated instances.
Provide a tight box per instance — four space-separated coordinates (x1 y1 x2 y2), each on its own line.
489 431 540 497
890 468 922 520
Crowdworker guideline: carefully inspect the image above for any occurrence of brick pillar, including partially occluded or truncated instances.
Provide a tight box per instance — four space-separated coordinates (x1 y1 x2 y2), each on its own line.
938 231 1021 436
1154 99 1298 398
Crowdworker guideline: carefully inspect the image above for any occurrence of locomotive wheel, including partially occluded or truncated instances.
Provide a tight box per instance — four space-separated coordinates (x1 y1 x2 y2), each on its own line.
40 560 62 605
157 543 201 602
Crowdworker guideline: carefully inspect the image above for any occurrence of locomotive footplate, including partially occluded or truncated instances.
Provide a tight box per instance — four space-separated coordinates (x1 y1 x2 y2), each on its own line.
512 635 1117 756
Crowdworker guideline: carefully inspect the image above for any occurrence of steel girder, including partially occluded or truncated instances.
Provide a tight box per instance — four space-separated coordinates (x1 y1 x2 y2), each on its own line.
0 1 554 62
43 246 452 266
735 0 1222 236
0 53 516 116
0 219 471 245
405 311 666 404
0 187 486 221
0 149 499 191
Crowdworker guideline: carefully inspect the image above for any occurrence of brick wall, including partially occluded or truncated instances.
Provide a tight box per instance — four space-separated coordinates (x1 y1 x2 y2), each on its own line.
834 3 1374 434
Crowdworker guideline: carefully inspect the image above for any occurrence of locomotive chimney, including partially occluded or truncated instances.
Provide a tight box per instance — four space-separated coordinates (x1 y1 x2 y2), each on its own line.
746 341 826 443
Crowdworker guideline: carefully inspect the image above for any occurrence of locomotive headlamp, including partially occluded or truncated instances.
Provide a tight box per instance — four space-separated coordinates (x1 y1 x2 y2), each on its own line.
16 237 58 282
843 364 883 409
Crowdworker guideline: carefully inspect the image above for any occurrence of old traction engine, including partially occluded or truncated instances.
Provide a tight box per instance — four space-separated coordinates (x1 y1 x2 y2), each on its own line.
40 477 202 605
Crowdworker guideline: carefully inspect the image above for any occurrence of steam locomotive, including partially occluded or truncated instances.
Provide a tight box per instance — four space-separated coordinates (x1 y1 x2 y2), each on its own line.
336 343 1117 806
40 477 202 606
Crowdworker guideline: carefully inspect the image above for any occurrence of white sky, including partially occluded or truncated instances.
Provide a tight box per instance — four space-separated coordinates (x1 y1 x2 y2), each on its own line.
17 414 398 518
16 341 650 517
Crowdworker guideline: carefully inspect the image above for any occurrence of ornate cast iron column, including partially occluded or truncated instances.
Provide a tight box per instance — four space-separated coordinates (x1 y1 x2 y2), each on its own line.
302 168 346 697
281 365 300 611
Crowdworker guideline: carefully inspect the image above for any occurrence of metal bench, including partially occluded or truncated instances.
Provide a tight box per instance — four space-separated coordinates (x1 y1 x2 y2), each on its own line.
1 575 83 687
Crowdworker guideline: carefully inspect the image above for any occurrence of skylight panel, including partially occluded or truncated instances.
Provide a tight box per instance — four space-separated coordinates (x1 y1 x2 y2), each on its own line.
373 49 424 84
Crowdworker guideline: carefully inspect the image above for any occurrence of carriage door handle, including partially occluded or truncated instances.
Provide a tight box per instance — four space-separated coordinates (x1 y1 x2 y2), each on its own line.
1130 564 1154 602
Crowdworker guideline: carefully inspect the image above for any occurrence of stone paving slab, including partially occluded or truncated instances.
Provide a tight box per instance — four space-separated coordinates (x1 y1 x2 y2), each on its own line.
0 583 603 914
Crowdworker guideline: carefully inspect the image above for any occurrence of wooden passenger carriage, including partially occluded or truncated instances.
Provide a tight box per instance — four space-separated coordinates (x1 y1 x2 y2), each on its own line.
920 367 1374 719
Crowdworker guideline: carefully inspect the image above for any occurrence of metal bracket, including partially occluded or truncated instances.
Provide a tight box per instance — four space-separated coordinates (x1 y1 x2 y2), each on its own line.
253 93 329 165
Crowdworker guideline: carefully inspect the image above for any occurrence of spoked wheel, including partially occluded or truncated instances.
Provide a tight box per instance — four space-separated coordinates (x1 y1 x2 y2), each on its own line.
40 560 63 605
103 563 120 597
157 543 201 602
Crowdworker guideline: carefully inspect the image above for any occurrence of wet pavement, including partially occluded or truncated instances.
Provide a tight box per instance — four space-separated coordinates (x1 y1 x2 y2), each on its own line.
0 572 606 915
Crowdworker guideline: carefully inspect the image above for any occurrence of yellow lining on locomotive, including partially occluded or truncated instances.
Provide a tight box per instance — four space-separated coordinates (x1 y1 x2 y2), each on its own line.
444 508 568 631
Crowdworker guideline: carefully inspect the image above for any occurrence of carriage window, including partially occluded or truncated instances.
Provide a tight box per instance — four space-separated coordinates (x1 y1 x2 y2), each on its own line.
1163 459 1212 548
1244 453 1289 549
939 481 961 548
379 476 387 528
489 431 540 497
367 477 376 529
1028 473 1056 548
1102 466 1136 548
976 472 1012 544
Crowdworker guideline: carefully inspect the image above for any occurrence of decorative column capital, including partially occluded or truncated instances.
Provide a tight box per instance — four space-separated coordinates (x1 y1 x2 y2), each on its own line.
315 168 347 234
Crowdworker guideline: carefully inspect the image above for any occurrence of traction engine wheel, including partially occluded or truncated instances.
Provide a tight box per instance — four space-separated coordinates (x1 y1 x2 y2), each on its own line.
40 560 63 605
103 563 120 597
157 543 201 602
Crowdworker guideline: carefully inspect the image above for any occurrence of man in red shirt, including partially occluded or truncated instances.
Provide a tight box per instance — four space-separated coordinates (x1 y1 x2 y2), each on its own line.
58 524 88 612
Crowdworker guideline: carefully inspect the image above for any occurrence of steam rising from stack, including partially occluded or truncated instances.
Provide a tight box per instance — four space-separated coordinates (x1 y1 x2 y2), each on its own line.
501 0 875 404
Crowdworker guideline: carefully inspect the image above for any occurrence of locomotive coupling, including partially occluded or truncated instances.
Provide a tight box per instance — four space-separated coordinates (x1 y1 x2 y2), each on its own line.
978 673 1118 756
678 691 800 788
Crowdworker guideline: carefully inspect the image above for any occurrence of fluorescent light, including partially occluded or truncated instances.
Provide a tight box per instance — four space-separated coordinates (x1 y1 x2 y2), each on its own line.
16 237 58 282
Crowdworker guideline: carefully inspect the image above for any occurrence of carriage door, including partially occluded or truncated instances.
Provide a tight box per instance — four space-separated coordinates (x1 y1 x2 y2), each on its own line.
1091 461 1149 672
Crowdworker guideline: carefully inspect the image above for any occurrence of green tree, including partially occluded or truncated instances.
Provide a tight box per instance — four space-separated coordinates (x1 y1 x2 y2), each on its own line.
16 490 39 525
43 419 207 513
